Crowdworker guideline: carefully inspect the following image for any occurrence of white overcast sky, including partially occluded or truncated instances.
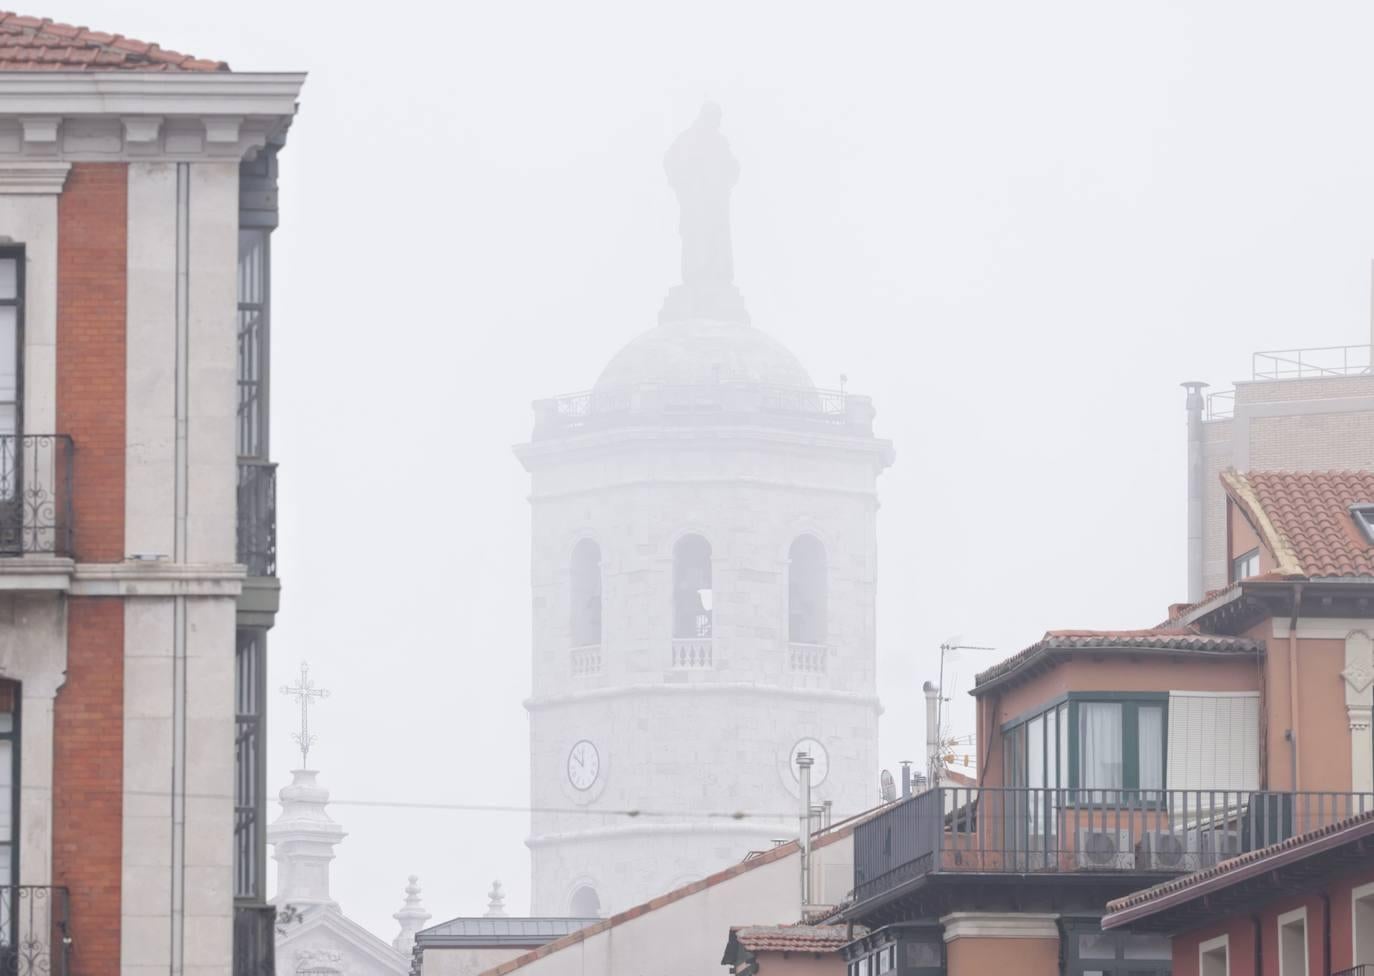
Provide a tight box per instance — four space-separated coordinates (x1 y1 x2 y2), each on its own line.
56 0 1374 939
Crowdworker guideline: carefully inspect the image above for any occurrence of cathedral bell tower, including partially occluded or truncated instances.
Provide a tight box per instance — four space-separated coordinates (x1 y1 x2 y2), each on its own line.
515 105 893 916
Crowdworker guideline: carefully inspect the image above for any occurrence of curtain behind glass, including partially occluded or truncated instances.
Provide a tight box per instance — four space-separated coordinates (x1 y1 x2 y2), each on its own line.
1079 703 1123 795
1138 705 1164 791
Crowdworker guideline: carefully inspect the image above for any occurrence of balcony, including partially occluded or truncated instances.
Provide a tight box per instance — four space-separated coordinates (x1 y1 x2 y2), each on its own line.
0 886 70 976
0 436 72 557
232 903 275 976
570 644 601 677
671 637 713 670
788 642 828 674
852 787 1374 908
1335 968 1374 976
236 460 276 578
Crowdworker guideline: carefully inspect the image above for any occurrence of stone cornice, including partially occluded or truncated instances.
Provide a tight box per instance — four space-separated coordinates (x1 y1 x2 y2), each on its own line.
939 912 1060 942
0 72 304 163
526 682 881 712
0 161 69 193
70 561 245 597
526 819 791 848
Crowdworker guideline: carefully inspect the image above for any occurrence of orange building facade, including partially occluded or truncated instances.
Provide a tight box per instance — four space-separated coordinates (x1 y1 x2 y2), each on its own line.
841 470 1374 976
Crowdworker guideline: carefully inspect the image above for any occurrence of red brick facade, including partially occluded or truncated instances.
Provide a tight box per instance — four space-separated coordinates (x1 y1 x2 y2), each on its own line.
54 162 128 976
56 162 126 563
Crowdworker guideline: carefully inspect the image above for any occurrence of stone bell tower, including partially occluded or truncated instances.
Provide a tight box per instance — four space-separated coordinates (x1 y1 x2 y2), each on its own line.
516 105 894 917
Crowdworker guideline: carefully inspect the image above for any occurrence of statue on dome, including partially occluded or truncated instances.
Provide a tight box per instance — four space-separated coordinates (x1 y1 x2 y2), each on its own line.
660 103 750 324
665 102 738 288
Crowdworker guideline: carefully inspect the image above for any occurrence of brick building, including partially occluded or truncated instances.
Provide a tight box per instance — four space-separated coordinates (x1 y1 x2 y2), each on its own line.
0 13 303 976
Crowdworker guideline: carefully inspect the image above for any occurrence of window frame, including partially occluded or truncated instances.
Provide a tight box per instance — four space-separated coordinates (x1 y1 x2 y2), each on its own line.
1231 546 1260 583
1277 906 1309 976
0 246 22 446
1353 880 1374 966
1002 692 1168 794
1199 933 1229 976
1352 505 1374 545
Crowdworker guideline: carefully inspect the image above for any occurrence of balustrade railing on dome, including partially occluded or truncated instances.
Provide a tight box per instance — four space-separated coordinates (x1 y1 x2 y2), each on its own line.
788 642 828 674
671 638 713 670
0 435 73 557
571 644 602 677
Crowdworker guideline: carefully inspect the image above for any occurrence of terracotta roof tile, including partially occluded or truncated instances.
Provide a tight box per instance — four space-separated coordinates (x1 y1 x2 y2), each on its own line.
1104 809 1374 923
972 629 1263 693
1224 470 1374 579
733 925 852 953
0 12 226 71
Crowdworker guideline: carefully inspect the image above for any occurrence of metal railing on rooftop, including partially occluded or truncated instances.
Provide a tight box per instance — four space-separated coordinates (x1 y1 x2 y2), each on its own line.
1334 966 1374 976
1253 344 1373 380
852 787 1374 907
1206 389 1235 420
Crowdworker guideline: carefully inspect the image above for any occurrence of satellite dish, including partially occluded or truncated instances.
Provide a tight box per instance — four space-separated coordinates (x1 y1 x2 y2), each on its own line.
879 769 896 803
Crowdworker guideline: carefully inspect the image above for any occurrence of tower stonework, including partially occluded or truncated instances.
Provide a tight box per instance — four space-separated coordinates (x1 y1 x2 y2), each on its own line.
516 108 893 916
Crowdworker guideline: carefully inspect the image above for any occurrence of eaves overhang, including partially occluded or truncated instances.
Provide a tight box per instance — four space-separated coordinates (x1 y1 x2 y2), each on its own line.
970 639 1263 698
0 71 306 115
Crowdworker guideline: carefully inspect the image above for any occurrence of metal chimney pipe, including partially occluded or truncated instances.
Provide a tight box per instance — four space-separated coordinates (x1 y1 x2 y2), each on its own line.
900 760 912 798
797 751 814 914
1182 381 1208 603
922 681 940 784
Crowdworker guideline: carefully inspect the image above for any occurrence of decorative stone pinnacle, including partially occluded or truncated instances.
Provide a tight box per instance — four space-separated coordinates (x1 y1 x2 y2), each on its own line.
392 874 431 957
484 880 508 918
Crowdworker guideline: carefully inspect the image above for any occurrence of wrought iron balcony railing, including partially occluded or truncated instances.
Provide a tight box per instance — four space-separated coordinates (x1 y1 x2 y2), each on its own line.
236 460 276 578
1335 967 1374 976
0 886 70 976
852 787 1374 907
232 903 275 976
0 435 73 558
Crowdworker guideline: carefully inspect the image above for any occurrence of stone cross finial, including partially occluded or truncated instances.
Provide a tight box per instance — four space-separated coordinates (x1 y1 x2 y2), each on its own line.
281 660 329 768
484 880 508 918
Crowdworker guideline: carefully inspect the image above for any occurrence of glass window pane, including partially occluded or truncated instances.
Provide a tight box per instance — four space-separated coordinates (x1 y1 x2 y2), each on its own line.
0 258 15 301
905 943 941 967
0 740 13 837
1138 705 1164 791
1059 703 1069 787
1079 932 1117 959
1123 933 1171 959
1046 709 1059 791
0 306 16 410
1027 716 1044 790
1080 703 1124 791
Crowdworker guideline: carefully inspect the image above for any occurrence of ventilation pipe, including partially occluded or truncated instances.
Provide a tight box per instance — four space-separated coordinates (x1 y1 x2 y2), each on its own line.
1182 381 1208 603
899 760 912 798
797 751 814 914
922 681 940 784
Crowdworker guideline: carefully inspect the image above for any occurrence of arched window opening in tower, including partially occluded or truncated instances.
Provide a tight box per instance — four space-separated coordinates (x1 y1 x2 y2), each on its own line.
570 539 602 647
788 535 827 646
673 534 713 638
569 884 601 918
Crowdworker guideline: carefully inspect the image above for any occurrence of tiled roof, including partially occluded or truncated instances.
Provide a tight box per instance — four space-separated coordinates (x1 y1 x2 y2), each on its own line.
1224 470 1374 579
0 13 226 71
971 629 1263 693
1103 809 1374 925
484 805 885 975
733 924 852 953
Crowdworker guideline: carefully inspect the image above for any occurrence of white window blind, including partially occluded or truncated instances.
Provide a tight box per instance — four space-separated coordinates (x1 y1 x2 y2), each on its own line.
1167 692 1259 792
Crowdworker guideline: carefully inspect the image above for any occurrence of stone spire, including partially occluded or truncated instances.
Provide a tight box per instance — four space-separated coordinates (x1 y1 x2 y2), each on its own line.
267 769 347 911
484 880 508 918
660 103 749 325
392 875 431 957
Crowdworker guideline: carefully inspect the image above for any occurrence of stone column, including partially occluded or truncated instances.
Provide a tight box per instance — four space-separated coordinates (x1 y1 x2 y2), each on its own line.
1344 631 1374 793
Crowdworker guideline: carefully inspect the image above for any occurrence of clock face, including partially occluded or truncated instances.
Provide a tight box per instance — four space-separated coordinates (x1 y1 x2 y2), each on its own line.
790 737 830 787
567 740 601 791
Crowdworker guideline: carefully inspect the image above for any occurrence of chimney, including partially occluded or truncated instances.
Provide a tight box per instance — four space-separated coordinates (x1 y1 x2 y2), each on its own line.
899 760 912 798
922 681 940 784
1182 382 1208 603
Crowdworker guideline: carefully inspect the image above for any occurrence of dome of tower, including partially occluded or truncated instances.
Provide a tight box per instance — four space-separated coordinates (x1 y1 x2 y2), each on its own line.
593 320 815 393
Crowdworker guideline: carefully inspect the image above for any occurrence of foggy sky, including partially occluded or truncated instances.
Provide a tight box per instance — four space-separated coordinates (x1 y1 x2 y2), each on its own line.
52 0 1374 938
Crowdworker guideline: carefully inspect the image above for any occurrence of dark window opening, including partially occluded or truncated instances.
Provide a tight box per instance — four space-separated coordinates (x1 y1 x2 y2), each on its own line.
234 629 267 902
788 535 827 645
1231 546 1260 583
570 539 602 647
673 534 712 638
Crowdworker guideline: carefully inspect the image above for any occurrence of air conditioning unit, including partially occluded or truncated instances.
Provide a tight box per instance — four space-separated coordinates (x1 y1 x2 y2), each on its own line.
1136 831 1189 871
1193 828 1244 868
1076 828 1133 870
